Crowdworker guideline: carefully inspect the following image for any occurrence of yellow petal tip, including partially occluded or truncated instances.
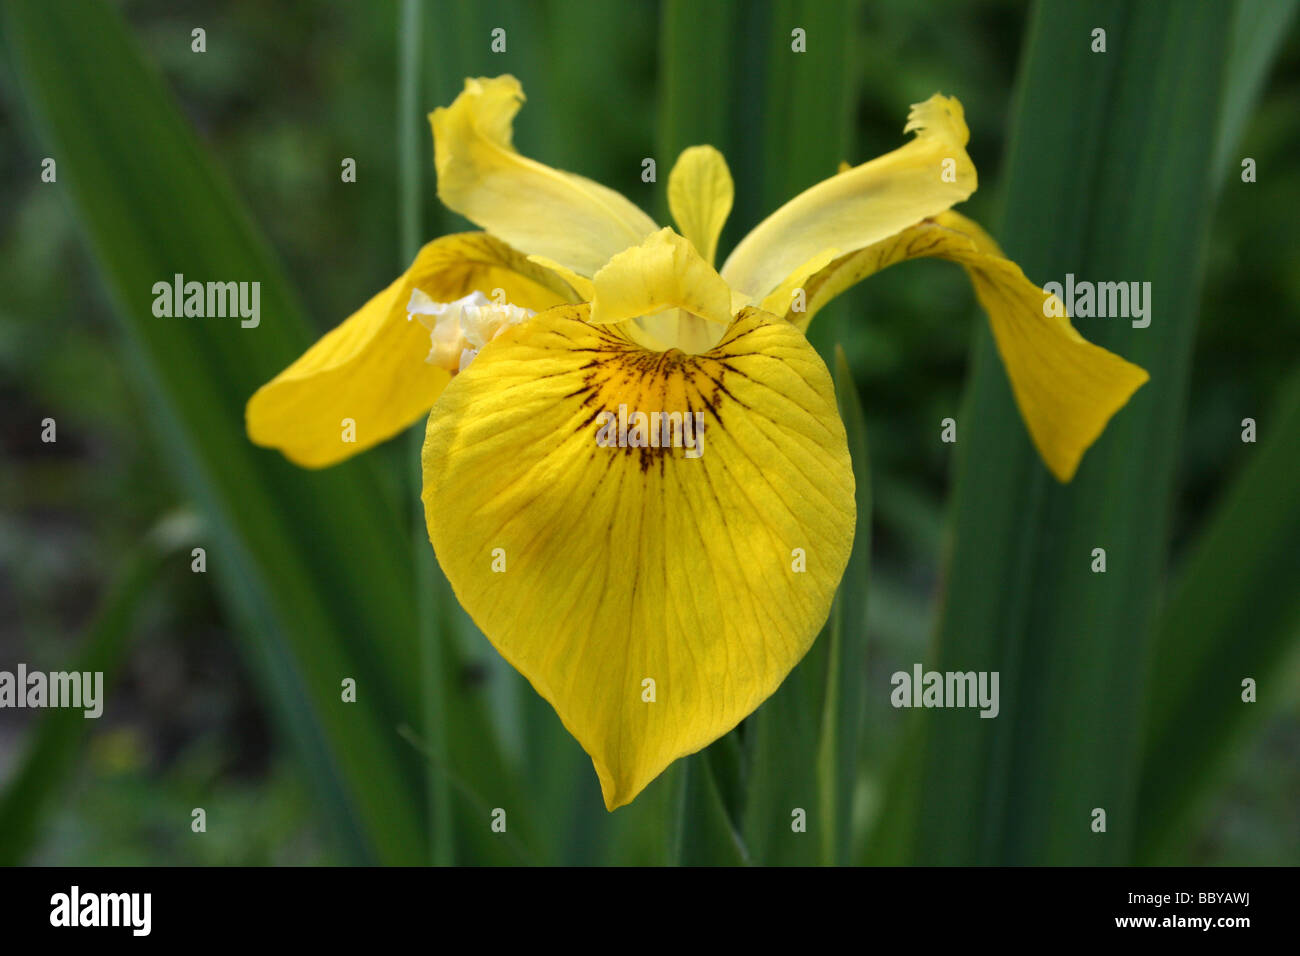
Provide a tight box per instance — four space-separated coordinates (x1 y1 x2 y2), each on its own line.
903 93 970 148
1041 359 1149 483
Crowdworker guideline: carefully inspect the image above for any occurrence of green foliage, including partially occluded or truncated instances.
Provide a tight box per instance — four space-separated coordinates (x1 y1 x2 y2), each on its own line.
4 0 428 864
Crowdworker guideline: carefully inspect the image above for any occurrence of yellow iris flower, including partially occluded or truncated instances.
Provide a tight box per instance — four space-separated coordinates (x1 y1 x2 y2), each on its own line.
246 75 1147 810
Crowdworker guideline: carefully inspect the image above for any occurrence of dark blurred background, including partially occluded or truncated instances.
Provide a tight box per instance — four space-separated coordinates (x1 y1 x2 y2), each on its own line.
1 0 1297 864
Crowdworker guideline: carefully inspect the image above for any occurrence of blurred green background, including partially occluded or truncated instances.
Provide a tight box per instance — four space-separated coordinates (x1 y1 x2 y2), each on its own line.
1 0 1297 865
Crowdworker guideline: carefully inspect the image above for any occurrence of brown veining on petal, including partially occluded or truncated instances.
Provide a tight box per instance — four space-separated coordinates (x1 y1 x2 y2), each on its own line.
543 318 758 473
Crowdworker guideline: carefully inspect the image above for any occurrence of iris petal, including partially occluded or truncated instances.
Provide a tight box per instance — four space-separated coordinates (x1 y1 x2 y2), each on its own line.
246 233 573 467
421 304 855 808
589 228 734 330
785 211 1149 482
721 93 977 302
432 76 658 277
667 145 734 265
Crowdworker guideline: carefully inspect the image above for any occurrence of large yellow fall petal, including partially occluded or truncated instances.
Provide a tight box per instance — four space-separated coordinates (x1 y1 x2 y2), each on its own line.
721 94 976 302
422 304 855 809
786 211 1149 482
246 233 574 468
432 75 658 277
668 146 734 265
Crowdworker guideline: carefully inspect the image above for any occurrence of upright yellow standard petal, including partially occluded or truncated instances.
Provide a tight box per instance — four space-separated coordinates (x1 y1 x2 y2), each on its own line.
432 76 658 277
422 304 855 809
786 211 1149 481
246 233 574 467
721 94 977 302
667 146 734 265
